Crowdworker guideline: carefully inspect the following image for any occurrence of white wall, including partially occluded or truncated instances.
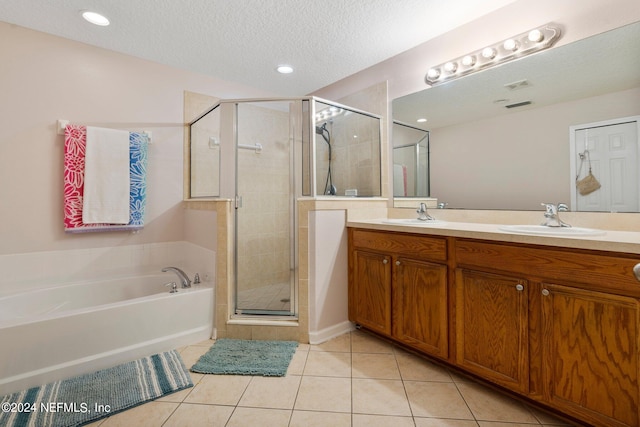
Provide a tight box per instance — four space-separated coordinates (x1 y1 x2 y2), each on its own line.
0 21 271 294
308 210 351 343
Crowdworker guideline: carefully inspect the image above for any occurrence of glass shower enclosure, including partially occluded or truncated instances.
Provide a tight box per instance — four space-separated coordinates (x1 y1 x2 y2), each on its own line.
189 97 381 318
392 121 430 198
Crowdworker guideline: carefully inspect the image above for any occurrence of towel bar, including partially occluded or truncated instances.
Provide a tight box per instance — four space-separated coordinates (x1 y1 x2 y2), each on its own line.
207 138 263 153
56 120 153 143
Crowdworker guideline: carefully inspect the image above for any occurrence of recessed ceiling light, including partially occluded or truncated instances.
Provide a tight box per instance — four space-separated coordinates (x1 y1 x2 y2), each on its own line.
417 118 427 123
81 11 110 26
276 65 294 74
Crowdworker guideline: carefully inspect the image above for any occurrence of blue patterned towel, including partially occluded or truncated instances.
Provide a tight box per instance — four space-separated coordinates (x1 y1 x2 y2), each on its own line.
128 132 148 228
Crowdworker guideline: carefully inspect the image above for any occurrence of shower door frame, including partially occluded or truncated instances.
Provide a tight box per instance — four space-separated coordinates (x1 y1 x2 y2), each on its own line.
231 98 302 319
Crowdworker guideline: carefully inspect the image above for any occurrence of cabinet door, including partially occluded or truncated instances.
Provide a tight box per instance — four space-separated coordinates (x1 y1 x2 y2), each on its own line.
542 284 640 427
455 269 529 393
351 250 392 336
393 257 448 358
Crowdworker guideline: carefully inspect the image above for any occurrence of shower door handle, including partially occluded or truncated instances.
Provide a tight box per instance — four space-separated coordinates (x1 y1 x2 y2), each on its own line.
235 195 243 209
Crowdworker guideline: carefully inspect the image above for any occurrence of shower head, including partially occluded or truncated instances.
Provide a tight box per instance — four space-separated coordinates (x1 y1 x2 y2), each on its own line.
315 122 330 145
315 123 327 135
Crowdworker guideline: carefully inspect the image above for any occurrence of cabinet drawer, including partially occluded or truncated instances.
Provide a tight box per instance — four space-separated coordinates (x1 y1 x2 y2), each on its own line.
351 229 447 262
455 239 640 296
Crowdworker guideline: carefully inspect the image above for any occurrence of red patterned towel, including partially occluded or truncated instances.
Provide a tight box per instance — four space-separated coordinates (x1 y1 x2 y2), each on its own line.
63 125 105 230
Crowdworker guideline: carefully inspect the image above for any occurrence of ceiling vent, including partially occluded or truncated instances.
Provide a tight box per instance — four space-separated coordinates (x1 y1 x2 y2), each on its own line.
505 100 532 109
504 79 531 91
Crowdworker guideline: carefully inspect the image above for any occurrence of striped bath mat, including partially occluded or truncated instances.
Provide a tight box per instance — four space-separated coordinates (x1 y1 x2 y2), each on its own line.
0 350 192 427
191 339 299 377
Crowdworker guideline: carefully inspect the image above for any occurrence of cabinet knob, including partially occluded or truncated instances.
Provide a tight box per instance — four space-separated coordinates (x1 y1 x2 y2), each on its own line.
382 259 388 264
634 263 640 281
515 284 524 291
542 289 550 296
396 261 401 266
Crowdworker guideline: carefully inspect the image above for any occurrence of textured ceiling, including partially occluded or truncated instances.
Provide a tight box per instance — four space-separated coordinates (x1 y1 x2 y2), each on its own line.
0 0 517 96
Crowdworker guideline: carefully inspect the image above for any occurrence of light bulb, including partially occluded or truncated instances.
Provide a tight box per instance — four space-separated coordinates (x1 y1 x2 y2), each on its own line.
503 39 518 51
482 47 497 59
528 29 544 42
427 68 441 80
444 62 458 73
461 55 476 66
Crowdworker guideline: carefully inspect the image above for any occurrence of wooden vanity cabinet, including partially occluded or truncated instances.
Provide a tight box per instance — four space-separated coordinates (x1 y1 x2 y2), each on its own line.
393 257 448 358
348 229 449 359
455 269 529 393
456 239 640 427
350 249 392 335
349 227 640 427
541 283 640 427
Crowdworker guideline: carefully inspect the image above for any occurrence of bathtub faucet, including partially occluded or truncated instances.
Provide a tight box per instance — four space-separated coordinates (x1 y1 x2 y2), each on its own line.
162 267 192 288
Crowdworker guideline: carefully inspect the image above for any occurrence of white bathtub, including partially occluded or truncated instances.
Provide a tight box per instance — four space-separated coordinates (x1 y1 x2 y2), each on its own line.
0 274 214 395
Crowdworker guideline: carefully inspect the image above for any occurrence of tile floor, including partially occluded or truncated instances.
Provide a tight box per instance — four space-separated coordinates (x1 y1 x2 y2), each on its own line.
89 330 574 427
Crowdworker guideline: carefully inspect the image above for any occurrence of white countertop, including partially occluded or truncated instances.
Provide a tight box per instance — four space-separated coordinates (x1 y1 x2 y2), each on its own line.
347 219 640 255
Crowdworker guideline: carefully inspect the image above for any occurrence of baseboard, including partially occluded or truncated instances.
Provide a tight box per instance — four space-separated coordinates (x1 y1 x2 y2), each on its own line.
308 321 355 345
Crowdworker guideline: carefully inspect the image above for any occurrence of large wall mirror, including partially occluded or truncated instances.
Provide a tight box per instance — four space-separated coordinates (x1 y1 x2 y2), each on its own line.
392 21 640 212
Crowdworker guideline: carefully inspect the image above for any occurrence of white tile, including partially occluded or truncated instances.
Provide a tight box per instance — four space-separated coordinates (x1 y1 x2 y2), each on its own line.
352 378 412 416
294 376 351 413
68 331 577 426
238 375 301 409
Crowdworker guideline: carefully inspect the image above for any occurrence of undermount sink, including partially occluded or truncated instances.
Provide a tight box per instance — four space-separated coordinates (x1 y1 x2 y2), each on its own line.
381 219 446 226
499 224 606 237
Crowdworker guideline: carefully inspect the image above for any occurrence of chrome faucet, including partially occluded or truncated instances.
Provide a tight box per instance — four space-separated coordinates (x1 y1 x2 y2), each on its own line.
540 203 571 228
417 202 435 221
162 267 192 288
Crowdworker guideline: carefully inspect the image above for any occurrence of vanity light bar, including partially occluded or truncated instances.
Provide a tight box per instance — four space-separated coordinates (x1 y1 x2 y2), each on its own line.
425 23 561 85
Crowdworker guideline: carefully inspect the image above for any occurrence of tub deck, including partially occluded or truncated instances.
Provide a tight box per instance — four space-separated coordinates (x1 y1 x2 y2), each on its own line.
0 275 213 395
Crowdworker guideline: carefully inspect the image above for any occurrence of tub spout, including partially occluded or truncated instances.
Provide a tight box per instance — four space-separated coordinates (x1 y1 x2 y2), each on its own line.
162 267 191 288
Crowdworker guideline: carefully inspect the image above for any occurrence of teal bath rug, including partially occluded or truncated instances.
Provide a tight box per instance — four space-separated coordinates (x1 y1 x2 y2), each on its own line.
0 350 192 427
191 339 299 377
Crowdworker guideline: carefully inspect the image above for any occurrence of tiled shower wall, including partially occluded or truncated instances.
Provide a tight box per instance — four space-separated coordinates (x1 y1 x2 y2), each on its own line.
0 242 215 297
236 103 291 292
316 111 381 197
